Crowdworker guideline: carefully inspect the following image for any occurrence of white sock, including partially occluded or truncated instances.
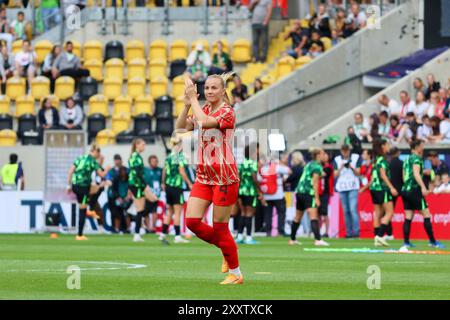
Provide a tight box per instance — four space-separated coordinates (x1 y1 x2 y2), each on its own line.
175 235 181 240
229 267 241 276
236 233 243 241
246 236 253 241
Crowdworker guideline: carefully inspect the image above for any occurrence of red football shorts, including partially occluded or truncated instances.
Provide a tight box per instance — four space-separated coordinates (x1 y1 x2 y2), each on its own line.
190 182 239 206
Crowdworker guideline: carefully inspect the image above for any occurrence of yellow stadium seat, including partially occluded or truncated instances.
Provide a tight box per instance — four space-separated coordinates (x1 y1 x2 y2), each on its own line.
133 95 154 116
84 59 103 81
126 40 145 62
149 39 168 61
173 96 185 117
0 129 17 146
96 129 116 145
171 75 185 98
261 74 275 87
105 58 125 80
113 95 132 116
169 40 188 62
86 0 95 7
12 40 23 55
15 95 35 117
212 39 230 54
6 77 26 100
191 39 210 53
31 76 50 100
146 0 156 7
106 0 123 7
65 40 81 57
34 40 53 64
295 55 312 69
231 39 251 63
149 76 168 99
88 94 109 117
103 78 122 100
0 95 11 115
320 37 332 51
127 58 146 79
40 95 60 110
111 114 131 133
83 40 103 61
127 77 146 99
148 58 167 80
54 76 75 100
276 56 295 79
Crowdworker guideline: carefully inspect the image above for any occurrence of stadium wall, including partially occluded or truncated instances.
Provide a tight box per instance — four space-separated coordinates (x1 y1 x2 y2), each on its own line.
236 0 423 148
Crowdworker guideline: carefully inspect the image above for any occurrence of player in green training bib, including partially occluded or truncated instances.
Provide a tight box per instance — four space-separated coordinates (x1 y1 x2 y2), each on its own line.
128 138 158 243
236 143 263 245
67 144 109 241
291 148 329 247
400 140 445 250
369 139 398 247
160 136 193 245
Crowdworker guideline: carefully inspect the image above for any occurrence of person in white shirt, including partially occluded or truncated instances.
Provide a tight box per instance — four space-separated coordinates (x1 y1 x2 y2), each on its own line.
399 90 416 121
378 94 401 116
417 115 433 142
415 91 431 121
186 43 212 82
438 113 450 143
347 3 367 31
434 173 450 194
14 40 36 87
352 112 371 142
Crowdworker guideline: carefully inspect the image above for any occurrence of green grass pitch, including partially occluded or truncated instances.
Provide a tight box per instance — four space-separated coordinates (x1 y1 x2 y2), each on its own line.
1 234 449 300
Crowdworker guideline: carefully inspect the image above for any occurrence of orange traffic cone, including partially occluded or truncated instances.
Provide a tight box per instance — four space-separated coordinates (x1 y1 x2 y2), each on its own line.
50 233 58 239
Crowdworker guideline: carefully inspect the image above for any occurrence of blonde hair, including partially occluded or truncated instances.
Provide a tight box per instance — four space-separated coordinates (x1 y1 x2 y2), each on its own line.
309 147 323 161
131 138 145 154
207 72 235 105
290 151 305 166
90 143 100 154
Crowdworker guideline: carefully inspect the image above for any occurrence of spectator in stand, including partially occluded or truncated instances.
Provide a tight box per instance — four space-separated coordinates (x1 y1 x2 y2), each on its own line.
417 115 433 142
42 45 61 91
434 173 450 194
428 91 445 119
444 87 450 118
367 113 380 143
334 144 362 238
319 151 334 238
284 19 309 59
425 73 440 100
352 112 370 142
396 112 419 144
415 91 430 120
413 77 426 96
51 41 90 90
284 151 305 192
438 87 448 113
438 112 450 143
249 0 273 63
0 44 14 93
378 111 390 138
428 116 442 143
399 90 416 121
38 97 59 143
388 114 401 141
330 29 343 46
306 30 325 58
359 148 372 192
60 97 83 130
316 4 332 38
333 7 346 38
231 75 248 108
0 153 25 191
14 40 36 90
428 151 449 177
186 43 211 82
378 94 401 116
209 40 232 75
10 11 31 41
0 8 13 51
345 3 366 36
41 0 61 32
253 78 263 94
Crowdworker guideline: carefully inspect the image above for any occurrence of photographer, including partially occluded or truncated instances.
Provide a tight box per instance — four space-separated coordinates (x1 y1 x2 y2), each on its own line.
333 144 362 238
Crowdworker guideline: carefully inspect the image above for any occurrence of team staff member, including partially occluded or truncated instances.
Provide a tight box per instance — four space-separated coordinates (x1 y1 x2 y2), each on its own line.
400 140 445 250
143 155 163 233
67 144 109 241
370 139 397 247
0 153 25 190
290 148 329 247
128 138 158 243
159 137 192 245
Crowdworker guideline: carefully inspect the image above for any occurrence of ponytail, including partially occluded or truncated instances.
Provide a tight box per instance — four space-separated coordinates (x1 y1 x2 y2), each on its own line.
131 138 144 155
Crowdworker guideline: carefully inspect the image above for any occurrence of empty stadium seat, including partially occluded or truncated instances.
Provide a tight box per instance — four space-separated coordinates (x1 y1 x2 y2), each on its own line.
87 113 106 143
35 40 53 64
65 40 81 57
17 114 37 139
191 39 210 53
127 77 146 99
126 40 145 62
12 40 22 55
79 77 98 101
128 58 147 79
155 118 174 136
0 129 17 146
96 129 116 145
15 95 35 117
261 74 275 87
83 40 103 61
54 76 75 100
0 114 13 130
276 56 295 79
295 56 312 69
134 114 152 136
105 58 125 80
169 40 188 62
0 95 10 115
112 114 131 134
6 77 26 100
113 95 132 116
173 96 185 117
320 37 332 51
88 94 109 117
171 75 185 99
133 95 154 116
231 39 251 63
103 78 122 100
169 59 187 80
148 58 167 80
84 59 103 81
104 40 124 61
149 39 167 61
31 76 50 100
154 95 173 119
150 76 168 99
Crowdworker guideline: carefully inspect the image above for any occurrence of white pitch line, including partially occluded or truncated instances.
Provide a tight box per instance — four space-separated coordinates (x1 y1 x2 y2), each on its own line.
5 261 147 273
